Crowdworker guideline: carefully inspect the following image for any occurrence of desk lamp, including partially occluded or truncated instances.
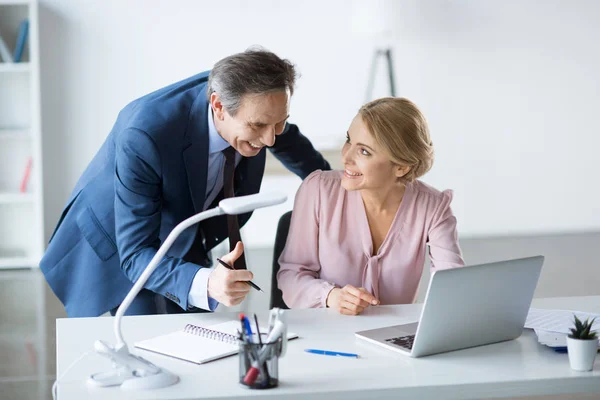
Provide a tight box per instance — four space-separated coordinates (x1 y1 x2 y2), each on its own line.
87 192 287 390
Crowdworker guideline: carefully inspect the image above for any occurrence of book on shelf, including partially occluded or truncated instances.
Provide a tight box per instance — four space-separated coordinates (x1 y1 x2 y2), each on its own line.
20 157 32 193
0 34 14 63
14 19 29 63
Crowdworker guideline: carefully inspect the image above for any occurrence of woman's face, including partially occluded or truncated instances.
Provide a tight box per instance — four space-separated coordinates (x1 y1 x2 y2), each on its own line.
341 115 404 192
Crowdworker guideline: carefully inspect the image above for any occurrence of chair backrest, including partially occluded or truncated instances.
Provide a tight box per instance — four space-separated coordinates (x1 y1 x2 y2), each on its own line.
270 211 292 309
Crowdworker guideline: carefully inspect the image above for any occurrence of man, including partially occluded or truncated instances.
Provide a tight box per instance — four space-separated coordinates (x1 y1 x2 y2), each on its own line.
40 49 330 317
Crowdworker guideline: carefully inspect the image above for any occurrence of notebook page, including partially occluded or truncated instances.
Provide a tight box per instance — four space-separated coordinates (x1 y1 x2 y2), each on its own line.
134 321 240 364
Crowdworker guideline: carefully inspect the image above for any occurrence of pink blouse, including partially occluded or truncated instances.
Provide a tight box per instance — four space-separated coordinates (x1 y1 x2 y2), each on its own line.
277 170 465 308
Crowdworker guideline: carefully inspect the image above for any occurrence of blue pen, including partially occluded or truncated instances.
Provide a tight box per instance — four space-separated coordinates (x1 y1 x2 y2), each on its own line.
305 349 359 358
241 314 254 343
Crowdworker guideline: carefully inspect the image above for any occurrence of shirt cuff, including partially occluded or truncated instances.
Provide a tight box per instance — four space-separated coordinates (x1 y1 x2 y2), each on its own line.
188 267 219 311
321 282 336 308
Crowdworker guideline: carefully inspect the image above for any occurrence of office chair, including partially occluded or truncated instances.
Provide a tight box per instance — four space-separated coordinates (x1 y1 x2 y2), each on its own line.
270 211 292 309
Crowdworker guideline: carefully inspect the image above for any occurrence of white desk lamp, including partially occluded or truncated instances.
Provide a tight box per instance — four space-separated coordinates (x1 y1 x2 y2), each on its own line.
87 192 287 390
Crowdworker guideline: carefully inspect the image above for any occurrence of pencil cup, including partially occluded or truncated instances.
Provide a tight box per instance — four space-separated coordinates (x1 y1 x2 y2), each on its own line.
238 334 282 389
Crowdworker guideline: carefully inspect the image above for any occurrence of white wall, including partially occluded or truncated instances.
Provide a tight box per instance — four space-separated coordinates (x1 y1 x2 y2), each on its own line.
402 0 600 237
38 0 600 249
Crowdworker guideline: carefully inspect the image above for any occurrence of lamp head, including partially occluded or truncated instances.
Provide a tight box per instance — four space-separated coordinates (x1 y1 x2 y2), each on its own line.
219 192 287 215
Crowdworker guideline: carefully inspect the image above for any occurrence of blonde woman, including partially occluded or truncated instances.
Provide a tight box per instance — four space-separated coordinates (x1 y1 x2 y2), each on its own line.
277 97 465 315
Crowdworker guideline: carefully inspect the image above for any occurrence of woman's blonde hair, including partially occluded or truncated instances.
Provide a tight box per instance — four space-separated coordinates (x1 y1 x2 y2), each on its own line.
358 97 434 183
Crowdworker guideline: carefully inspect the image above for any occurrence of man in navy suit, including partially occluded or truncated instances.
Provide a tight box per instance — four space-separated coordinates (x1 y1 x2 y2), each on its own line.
40 49 330 317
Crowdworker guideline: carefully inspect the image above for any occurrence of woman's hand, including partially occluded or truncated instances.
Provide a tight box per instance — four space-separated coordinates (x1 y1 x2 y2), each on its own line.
326 285 379 315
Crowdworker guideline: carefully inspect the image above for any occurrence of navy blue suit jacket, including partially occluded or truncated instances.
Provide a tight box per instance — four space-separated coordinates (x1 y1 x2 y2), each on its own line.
40 71 330 317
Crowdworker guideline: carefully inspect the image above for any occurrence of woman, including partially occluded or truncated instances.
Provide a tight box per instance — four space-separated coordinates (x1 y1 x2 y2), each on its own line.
277 97 465 315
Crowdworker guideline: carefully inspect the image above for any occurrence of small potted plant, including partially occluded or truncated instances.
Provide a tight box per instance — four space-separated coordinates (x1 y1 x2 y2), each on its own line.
567 315 598 371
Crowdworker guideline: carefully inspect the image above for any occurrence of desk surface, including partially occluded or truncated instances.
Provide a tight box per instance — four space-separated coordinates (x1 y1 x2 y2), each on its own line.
56 296 600 400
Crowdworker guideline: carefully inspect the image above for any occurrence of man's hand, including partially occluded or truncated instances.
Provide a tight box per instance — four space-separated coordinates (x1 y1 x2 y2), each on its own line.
207 242 253 307
326 284 379 315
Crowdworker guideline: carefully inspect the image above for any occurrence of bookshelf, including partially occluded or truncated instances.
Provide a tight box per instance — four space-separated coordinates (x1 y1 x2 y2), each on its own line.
0 0 44 269
0 1 48 399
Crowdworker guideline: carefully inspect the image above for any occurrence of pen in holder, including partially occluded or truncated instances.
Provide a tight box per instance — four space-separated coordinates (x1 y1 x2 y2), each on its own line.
239 333 282 389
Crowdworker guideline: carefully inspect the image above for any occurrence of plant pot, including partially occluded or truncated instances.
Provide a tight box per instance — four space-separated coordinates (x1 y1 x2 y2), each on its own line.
566 336 598 371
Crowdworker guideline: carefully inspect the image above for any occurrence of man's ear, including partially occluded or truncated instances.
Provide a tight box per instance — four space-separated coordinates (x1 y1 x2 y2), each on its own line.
210 92 225 121
396 165 411 179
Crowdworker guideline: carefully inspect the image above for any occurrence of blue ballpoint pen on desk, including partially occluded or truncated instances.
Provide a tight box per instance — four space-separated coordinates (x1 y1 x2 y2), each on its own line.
305 349 359 358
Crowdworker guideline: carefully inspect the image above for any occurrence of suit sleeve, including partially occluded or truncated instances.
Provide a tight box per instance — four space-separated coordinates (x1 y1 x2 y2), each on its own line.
114 128 200 310
268 123 331 179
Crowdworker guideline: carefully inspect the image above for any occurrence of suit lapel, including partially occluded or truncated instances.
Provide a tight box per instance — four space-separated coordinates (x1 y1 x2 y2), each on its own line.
183 93 209 214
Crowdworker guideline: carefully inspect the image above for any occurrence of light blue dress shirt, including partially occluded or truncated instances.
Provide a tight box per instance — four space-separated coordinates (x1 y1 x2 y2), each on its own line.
188 105 241 311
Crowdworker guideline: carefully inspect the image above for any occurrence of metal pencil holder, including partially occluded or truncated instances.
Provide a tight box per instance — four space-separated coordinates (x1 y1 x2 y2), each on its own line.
238 334 282 389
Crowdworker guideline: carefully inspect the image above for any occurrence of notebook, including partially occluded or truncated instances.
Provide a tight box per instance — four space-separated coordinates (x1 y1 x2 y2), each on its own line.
134 320 298 364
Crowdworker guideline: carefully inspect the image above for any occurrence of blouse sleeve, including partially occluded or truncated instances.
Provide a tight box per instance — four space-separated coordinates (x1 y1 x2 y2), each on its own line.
427 190 465 271
276 171 335 308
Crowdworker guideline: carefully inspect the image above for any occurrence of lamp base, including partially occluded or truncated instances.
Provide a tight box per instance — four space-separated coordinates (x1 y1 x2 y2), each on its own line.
88 368 179 390
88 339 179 390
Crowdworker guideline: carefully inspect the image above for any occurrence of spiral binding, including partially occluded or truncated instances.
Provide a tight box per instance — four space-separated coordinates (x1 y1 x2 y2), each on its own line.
183 323 237 344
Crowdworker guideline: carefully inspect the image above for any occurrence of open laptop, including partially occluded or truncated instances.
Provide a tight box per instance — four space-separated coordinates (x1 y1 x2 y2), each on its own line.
355 256 544 357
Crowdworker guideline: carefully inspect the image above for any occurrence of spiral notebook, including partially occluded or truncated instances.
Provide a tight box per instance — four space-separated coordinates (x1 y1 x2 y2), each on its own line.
134 320 297 364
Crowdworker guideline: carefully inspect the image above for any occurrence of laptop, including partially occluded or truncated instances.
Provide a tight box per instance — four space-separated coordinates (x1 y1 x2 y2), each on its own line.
355 256 544 358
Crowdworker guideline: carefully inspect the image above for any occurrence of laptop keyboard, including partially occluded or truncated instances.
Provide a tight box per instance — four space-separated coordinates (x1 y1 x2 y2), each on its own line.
386 334 416 350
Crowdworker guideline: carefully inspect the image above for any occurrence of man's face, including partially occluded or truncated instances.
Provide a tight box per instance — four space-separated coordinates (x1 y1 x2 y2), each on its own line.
211 90 290 157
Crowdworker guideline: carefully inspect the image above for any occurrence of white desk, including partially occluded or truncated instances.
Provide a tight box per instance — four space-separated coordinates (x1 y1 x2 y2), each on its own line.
56 296 600 399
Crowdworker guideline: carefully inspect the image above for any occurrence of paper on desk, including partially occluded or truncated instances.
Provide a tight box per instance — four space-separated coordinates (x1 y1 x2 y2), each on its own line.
534 329 568 347
525 308 600 334
533 329 600 349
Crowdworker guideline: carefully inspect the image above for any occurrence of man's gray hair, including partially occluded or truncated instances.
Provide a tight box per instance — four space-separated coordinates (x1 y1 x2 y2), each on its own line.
207 48 297 116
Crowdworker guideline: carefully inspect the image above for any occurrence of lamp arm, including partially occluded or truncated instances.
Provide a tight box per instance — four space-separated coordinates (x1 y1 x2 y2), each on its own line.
113 207 225 347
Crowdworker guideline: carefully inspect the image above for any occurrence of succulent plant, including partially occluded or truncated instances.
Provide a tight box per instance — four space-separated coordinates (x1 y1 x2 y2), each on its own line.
569 315 597 340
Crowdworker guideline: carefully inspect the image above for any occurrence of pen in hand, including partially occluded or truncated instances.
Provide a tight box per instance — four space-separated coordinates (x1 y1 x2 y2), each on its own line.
216 258 263 292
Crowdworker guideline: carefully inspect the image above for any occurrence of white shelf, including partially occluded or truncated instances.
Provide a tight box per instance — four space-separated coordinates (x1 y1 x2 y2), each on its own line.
0 0 30 6
0 193 35 204
0 331 37 343
0 268 41 280
0 257 39 269
0 63 30 73
0 129 30 139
